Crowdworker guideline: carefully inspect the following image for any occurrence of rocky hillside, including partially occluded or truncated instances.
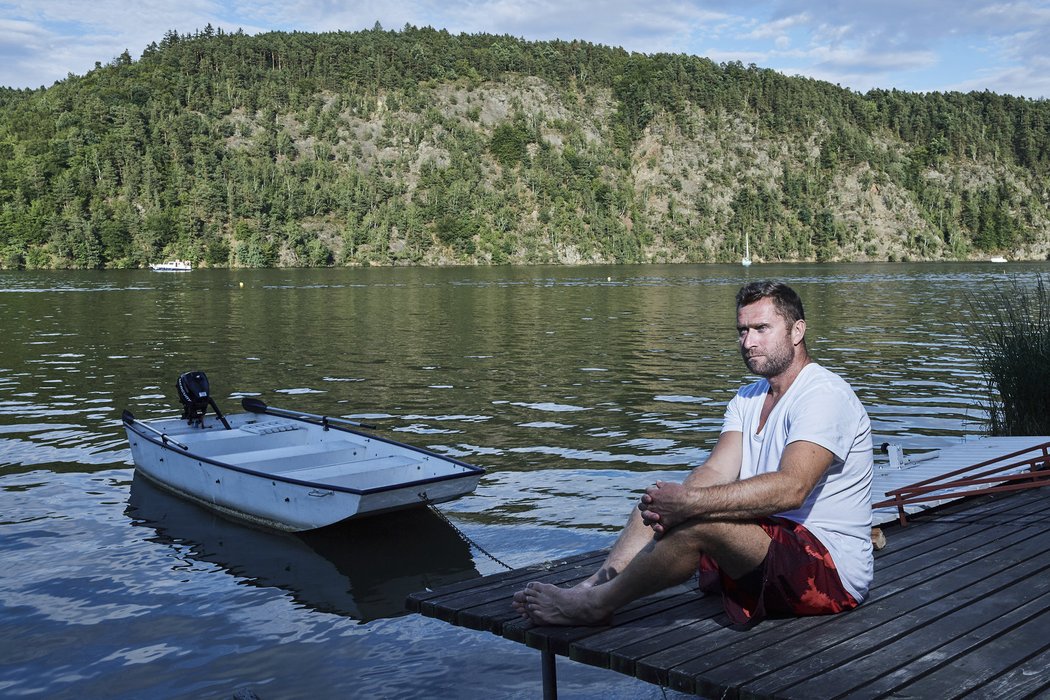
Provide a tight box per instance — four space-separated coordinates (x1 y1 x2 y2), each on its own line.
1 25 1048 268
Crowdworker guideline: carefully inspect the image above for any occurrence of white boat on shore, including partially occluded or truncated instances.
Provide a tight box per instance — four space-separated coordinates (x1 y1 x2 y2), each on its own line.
150 260 192 271
122 372 485 531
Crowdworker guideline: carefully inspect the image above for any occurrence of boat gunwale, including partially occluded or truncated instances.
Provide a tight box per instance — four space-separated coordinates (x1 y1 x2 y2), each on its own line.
123 413 486 497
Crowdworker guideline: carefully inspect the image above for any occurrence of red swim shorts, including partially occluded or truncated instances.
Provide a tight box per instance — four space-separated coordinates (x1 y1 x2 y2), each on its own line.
697 517 859 625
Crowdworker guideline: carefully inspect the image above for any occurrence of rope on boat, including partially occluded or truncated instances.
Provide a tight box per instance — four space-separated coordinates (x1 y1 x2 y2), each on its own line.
420 493 513 571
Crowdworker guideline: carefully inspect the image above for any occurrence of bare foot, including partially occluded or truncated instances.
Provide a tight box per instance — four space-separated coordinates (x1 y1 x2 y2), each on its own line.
511 588 530 619
518 581 613 626
513 570 607 620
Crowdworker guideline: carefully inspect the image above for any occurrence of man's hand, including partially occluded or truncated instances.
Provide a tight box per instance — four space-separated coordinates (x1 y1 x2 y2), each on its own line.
638 480 695 538
637 431 743 537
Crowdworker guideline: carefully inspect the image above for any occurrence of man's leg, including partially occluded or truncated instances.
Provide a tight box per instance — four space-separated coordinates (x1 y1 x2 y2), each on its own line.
581 507 656 586
512 506 654 618
519 518 772 626
581 462 740 588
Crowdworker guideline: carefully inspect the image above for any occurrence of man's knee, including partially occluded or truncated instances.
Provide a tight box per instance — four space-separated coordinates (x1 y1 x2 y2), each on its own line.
678 518 750 542
676 519 771 564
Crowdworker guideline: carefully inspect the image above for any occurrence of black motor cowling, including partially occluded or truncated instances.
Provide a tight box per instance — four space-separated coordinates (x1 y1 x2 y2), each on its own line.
177 371 230 429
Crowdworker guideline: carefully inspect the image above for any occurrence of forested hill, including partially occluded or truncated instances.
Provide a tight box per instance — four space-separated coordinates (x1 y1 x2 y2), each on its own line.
1 25 1049 269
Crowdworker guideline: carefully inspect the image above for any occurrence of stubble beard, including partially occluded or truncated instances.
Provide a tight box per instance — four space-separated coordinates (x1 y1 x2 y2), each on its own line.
742 337 795 378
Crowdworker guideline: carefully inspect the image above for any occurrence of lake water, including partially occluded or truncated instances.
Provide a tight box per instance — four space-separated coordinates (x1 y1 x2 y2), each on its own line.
1 262 1047 699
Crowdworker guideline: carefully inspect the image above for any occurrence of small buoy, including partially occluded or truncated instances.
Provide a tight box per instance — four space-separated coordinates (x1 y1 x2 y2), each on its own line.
239 281 244 288
607 276 611 281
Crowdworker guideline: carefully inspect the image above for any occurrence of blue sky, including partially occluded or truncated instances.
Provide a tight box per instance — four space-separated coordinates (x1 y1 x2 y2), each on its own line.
2 1 1049 98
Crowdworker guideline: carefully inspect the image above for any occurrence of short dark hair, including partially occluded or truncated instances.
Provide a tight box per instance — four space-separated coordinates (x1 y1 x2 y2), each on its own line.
736 281 805 324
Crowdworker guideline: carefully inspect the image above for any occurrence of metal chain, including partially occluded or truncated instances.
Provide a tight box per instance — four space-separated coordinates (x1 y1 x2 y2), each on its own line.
420 493 513 570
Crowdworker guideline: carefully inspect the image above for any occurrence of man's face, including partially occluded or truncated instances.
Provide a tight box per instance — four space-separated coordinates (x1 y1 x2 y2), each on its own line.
736 297 800 378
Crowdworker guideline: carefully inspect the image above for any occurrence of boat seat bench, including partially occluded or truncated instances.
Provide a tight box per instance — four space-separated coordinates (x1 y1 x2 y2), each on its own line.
214 441 374 472
187 431 314 457
168 420 301 441
276 455 419 483
314 461 460 491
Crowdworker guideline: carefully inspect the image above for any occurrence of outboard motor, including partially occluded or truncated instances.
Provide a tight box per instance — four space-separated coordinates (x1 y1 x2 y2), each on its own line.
177 371 231 429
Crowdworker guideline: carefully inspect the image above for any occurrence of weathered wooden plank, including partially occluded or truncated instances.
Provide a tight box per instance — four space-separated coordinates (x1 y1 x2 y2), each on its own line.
739 548 1050 698
612 612 730 684
865 524 1045 612
638 522 1033 692
571 592 719 673
967 644 1050 698
554 492 1042 687
872 488 1047 570
879 604 1050 698
778 585 1050 699
408 485 1050 700
663 522 1046 696
837 589 1050 699
622 507 1041 692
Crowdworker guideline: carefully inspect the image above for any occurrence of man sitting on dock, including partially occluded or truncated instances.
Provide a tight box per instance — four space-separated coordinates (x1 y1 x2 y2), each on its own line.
514 280 874 626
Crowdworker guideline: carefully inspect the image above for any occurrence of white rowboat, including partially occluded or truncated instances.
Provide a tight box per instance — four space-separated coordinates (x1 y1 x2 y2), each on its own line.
123 394 485 532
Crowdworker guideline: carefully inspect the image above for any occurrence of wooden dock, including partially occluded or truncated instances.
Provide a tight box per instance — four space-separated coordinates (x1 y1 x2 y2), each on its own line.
408 485 1050 698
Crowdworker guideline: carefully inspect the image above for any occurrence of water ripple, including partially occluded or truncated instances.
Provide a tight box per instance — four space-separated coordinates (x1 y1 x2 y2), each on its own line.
1 263 1046 699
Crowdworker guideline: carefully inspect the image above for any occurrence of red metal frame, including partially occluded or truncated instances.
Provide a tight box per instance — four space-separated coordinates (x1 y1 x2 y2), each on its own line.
873 440 1050 526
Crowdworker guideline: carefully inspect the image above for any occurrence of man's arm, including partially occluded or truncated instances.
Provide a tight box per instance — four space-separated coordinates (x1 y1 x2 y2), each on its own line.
640 438 835 535
683 430 744 488
636 430 742 532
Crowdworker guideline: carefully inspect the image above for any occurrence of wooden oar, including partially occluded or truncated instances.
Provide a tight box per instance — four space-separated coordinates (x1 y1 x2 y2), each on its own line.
241 397 379 430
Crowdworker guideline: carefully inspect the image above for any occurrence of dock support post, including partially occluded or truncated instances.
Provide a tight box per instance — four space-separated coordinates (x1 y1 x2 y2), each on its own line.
541 649 557 700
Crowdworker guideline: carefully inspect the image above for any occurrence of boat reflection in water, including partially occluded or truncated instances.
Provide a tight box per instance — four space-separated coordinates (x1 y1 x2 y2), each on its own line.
127 473 480 621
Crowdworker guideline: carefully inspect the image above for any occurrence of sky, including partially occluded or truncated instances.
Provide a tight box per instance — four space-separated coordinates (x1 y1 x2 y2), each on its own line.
1 1 1049 98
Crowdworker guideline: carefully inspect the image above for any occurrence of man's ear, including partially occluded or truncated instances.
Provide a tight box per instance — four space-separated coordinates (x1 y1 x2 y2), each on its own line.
793 319 806 345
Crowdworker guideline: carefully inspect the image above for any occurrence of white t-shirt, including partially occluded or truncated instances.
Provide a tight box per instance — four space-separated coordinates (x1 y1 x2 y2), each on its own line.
721 362 874 602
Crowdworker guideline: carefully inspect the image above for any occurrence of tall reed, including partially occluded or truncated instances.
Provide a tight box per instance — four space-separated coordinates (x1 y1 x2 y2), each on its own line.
968 276 1050 436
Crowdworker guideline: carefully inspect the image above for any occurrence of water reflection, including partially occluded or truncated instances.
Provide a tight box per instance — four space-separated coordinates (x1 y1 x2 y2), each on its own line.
3 263 1049 699
126 474 480 622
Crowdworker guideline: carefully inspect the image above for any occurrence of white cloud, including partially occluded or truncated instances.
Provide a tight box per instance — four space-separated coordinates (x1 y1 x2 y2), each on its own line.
0 0 1047 97
950 60 1050 97
742 12 810 41
0 17 48 57
810 46 938 73
230 0 416 33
